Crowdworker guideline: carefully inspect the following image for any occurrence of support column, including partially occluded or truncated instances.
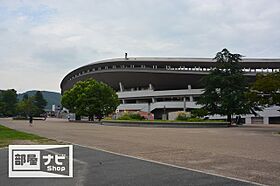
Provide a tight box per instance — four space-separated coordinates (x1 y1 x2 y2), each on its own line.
183 97 186 112
245 117 251 124
188 84 193 102
190 96 193 102
162 105 167 120
264 117 269 124
119 82 124 92
147 102 151 120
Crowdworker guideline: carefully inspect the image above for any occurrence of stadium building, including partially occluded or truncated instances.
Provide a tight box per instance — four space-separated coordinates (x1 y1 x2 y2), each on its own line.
60 54 280 124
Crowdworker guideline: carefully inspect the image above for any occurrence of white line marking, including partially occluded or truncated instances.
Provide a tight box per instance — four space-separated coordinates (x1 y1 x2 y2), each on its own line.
60 140 266 186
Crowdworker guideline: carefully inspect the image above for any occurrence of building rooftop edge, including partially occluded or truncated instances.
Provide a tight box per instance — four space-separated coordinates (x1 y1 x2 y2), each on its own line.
84 57 280 67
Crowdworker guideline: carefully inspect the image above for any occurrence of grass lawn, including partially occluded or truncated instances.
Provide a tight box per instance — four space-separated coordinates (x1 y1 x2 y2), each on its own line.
0 125 57 148
103 119 226 123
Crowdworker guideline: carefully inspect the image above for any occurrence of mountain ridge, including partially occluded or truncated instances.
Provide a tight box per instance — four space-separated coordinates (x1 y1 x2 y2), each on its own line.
18 90 61 111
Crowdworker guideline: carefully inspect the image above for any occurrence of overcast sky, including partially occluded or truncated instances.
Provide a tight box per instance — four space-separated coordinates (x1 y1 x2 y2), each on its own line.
0 0 280 93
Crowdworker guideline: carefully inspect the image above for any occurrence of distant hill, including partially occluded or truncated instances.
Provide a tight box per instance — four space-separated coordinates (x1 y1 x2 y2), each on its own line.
18 90 61 111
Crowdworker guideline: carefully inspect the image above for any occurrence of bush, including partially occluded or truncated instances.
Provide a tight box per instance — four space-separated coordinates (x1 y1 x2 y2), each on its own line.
118 113 145 120
176 112 190 121
191 108 208 118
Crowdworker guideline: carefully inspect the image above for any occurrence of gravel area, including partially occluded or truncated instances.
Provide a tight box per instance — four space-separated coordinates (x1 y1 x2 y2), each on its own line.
1 118 280 185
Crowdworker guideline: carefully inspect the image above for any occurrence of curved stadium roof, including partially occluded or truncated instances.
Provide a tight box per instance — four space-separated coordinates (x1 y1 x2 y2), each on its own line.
61 57 280 93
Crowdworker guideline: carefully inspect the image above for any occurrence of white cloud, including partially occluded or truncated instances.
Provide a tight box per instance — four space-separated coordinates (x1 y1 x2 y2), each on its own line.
0 0 280 92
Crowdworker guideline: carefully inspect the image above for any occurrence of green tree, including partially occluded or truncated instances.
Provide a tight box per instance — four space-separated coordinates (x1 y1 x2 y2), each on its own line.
33 91 47 116
16 97 38 117
249 72 280 106
0 89 18 116
22 94 29 101
62 79 120 121
0 100 4 116
198 49 252 123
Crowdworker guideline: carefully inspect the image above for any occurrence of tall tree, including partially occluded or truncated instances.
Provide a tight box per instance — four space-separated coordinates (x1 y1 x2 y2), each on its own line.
16 97 38 117
34 91 47 116
0 89 18 116
198 49 252 123
0 99 4 116
62 79 120 121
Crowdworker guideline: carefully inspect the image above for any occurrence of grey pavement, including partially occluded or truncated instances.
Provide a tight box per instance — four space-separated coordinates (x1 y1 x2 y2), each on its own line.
0 145 255 186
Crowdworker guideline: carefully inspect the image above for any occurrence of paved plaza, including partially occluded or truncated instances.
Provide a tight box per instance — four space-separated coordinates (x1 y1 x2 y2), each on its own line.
1 118 280 185
0 145 255 186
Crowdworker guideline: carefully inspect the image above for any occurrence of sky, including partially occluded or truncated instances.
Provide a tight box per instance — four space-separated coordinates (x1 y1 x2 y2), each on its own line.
0 0 280 93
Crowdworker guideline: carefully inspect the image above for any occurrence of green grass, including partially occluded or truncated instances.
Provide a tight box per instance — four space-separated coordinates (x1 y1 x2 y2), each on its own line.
176 118 225 122
103 119 226 123
0 125 57 148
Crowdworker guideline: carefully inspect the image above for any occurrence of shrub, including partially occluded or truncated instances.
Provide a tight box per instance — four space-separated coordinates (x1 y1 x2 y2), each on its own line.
191 108 208 118
176 112 190 121
118 112 145 120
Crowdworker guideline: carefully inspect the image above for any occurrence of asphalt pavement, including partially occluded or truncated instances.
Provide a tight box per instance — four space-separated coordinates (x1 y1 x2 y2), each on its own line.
0 145 256 186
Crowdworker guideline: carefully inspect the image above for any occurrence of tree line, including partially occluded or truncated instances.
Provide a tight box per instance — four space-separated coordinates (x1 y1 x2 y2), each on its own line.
0 90 47 118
